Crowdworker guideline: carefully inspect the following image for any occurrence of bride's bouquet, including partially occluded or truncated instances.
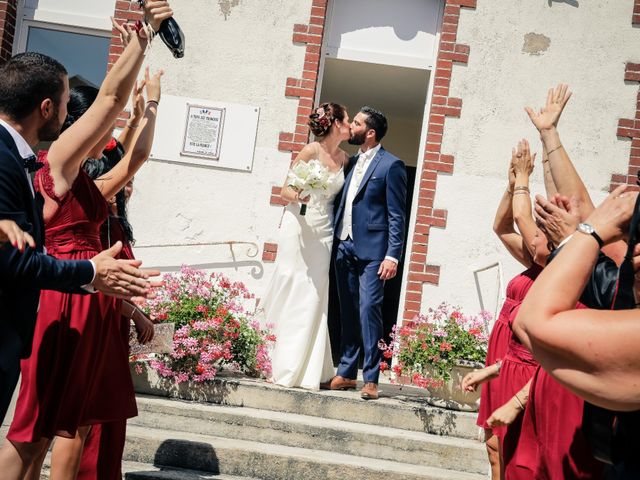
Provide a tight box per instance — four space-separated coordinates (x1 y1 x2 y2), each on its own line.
287 159 331 216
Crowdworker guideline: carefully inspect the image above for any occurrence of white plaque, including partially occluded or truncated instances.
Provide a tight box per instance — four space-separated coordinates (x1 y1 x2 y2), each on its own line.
181 104 226 160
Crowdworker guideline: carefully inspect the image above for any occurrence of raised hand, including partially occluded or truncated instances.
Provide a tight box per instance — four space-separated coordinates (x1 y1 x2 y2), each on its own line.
111 17 134 47
534 194 580 247
144 66 164 104
525 83 572 132
90 241 161 299
126 79 146 130
584 185 639 246
143 1 174 33
0 219 36 252
512 139 536 177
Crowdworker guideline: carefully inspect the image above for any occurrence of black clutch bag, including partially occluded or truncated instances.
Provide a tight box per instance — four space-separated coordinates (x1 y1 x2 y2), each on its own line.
138 1 185 58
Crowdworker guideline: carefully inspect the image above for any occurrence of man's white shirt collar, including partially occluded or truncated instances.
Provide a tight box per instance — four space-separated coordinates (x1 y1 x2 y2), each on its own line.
0 118 35 159
357 143 381 162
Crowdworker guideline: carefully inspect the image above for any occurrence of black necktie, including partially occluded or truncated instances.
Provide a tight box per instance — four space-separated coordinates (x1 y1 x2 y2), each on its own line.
23 155 43 173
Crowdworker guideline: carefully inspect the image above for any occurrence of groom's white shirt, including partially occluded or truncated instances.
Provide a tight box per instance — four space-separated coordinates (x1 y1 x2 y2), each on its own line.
338 144 397 264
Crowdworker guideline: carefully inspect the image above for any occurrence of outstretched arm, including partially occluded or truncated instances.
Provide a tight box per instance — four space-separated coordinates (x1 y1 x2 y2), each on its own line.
493 155 532 267
511 140 538 258
95 68 162 200
514 186 640 411
47 2 172 189
525 84 593 219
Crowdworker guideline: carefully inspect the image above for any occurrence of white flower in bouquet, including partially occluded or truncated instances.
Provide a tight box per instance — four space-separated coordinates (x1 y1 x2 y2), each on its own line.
287 160 332 215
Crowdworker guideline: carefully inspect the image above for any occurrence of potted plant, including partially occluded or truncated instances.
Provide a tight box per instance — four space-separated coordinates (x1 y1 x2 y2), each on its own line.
379 302 490 411
132 266 275 384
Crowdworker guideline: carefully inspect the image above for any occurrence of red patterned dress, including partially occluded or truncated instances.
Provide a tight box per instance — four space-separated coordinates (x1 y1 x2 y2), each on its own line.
7 154 137 443
477 265 541 431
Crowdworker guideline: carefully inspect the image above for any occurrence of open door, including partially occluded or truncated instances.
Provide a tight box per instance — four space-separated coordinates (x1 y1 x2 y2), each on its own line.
318 0 442 361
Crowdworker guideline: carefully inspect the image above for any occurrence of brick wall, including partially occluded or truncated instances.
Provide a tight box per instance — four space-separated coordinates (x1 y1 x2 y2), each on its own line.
109 0 143 128
610 2 640 192
0 0 17 63
263 0 328 262
402 0 477 320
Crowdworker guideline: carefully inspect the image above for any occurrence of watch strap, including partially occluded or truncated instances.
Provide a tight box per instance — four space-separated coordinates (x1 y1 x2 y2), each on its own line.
591 230 604 249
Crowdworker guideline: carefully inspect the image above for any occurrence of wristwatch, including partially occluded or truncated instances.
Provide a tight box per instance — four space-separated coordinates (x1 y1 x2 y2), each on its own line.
576 223 604 248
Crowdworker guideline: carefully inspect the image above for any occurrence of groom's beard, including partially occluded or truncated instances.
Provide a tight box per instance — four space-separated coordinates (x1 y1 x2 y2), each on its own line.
38 105 63 142
348 131 366 145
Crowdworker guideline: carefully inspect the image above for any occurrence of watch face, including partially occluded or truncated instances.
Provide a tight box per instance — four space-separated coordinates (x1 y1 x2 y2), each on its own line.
578 223 595 235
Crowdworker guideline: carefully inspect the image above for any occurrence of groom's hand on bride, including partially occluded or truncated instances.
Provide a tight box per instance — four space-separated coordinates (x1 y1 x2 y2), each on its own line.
378 259 397 281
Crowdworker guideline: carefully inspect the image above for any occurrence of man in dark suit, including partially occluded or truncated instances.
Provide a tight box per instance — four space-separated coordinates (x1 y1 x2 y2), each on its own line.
327 106 407 400
0 52 157 423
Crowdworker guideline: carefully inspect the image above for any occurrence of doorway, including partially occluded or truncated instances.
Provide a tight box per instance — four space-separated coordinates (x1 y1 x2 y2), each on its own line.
318 0 442 362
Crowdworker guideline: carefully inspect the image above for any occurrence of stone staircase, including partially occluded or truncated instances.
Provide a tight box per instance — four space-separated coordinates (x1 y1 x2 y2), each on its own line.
116 370 488 479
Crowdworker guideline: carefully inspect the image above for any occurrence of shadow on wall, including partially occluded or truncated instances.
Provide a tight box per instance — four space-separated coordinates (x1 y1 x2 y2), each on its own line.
548 0 579 7
328 0 436 41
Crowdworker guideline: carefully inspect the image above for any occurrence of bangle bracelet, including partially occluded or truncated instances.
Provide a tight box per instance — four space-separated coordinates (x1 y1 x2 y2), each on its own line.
126 122 139 129
513 191 530 196
146 100 159 107
513 394 525 410
514 186 530 192
546 145 563 156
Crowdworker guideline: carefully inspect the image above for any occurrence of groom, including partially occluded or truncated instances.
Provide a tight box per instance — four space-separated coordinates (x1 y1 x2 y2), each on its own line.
325 106 407 400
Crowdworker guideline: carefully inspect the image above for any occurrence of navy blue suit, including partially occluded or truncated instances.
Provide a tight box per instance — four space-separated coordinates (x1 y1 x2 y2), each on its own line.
0 124 94 422
333 147 407 383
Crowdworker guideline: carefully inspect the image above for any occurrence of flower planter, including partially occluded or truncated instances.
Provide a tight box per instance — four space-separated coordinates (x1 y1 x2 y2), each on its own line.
424 360 483 412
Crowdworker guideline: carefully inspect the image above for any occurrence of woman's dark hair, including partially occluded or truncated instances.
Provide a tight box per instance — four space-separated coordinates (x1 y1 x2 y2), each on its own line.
360 106 388 141
61 85 99 132
308 102 346 137
0 52 67 121
83 141 135 245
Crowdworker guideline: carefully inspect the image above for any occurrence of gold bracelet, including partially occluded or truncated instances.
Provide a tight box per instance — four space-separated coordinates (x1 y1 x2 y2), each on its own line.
513 191 529 196
514 185 530 192
546 145 563 156
126 122 139 129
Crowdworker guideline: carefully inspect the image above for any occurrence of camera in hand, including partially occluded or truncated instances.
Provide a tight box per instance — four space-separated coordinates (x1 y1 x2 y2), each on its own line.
138 1 185 58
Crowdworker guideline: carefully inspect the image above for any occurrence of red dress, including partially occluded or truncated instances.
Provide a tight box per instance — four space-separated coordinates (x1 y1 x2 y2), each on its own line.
506 301 603 480
477 265 541 430
499 304 539 473
7 156 137 442
77 217 134 480
506 366 603 480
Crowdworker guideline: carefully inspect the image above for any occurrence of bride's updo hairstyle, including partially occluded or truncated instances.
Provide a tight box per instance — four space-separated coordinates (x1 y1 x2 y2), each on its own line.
308 102 346 137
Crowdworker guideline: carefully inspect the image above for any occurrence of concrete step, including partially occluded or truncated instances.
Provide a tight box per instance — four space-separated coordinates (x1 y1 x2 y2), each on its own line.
132 368 481 440
131 395 486 474
41 458 256 479
124 425 486 480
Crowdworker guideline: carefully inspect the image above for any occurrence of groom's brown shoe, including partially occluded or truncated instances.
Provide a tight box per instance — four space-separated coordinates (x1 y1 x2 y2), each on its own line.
320 376 357 391
361 382 378 400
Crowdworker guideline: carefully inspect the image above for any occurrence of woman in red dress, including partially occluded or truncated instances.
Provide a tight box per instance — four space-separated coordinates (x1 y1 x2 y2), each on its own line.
462 139 556 479
1 5 170 479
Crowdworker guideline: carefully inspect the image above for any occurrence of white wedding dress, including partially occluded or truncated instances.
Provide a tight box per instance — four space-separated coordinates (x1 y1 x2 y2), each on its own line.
260 165 344 389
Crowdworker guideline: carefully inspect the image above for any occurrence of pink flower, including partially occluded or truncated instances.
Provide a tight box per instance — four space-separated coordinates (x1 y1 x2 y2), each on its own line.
380 361 389 372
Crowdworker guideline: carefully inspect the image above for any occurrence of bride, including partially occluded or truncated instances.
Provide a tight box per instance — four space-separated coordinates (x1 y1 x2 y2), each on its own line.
260 102 350 389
